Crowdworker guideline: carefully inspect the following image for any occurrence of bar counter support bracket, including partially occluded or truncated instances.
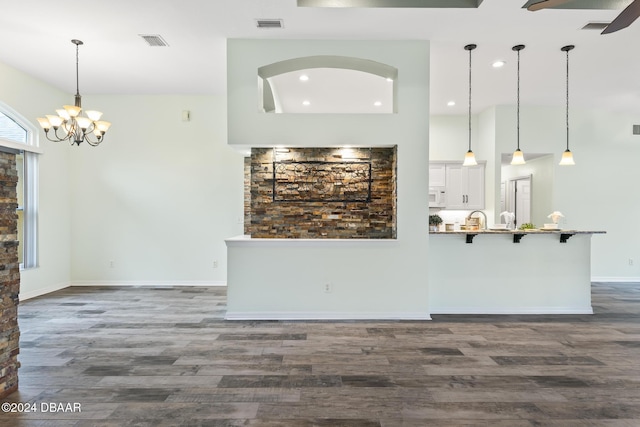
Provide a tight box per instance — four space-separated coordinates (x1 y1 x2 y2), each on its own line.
560 233 575 243
465 234 477 244
513 233 525 243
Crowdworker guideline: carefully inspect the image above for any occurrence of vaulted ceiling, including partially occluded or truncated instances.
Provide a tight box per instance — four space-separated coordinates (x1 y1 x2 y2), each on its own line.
0 0 638 115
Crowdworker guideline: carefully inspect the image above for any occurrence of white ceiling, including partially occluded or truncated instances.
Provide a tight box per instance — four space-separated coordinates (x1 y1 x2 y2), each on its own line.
1 0 639 115
269 68 394 113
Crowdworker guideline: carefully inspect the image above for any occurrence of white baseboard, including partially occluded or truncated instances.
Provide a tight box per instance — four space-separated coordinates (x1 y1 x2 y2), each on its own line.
70 281 226 287
429 307 594 315
20 283 70 301
225 311 432 321
591 277 640 283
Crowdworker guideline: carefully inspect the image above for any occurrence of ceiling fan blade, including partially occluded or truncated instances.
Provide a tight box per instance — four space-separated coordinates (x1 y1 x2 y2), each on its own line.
527 0 572 12
602 0 640 33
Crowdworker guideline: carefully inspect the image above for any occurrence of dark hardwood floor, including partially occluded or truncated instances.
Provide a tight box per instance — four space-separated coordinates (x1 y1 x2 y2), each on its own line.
1 282 639 426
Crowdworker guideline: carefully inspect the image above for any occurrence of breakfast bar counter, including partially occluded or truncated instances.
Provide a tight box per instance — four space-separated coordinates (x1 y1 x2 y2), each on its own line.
430 229 605 244
428 229 606 315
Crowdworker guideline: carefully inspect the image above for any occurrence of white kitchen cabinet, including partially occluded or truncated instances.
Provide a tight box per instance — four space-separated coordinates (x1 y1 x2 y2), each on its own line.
428 163 447 187
444 163 485 210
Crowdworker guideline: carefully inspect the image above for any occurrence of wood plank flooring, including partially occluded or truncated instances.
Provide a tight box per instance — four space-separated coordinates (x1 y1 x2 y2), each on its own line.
1 283 639 426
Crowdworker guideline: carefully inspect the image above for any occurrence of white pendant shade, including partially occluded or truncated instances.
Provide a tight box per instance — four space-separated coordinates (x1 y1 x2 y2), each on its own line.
511 149 525 165
463 150 477 166
559 149 575 166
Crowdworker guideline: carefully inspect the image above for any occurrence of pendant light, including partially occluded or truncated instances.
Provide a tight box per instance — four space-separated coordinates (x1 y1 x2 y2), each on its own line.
559 45 576 166
511 44 526 165
462 44 478 166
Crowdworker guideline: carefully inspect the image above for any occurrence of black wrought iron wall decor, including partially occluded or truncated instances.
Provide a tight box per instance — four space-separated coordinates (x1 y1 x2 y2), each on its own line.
272 157 372 202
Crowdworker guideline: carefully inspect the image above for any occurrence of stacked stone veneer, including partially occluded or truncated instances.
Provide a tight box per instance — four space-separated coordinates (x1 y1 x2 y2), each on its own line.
248 147 396 239
0 151 19 399
244 157 251 235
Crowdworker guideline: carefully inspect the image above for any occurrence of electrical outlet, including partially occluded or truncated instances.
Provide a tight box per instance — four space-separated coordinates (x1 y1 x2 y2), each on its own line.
629 258 634 266
109 260 114 268
213 260 219 268
323 283 332 293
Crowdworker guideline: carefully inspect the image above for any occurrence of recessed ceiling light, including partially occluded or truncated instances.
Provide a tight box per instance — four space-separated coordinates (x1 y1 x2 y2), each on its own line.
302 100 310 106
447 101 456 107
299 74 309 81
374 101 382 107
492 60 506 68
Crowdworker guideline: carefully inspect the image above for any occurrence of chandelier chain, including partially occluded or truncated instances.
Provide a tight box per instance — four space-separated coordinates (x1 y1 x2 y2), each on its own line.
75 43 80 96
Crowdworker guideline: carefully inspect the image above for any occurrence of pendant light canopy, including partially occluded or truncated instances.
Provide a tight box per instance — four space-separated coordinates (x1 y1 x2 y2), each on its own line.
511 44 526 166
462 43 478 166
559 44 576 166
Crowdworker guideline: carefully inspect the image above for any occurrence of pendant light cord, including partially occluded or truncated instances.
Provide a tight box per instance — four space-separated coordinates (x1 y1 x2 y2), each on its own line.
511 44 525 153
565 47 569 151
516 48 520 151
560 45 575 153
468 46 472 152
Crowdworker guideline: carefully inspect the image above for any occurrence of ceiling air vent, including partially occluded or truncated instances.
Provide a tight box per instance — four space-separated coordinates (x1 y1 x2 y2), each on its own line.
256 19 284 29
139 34 169 47
581 22 611 31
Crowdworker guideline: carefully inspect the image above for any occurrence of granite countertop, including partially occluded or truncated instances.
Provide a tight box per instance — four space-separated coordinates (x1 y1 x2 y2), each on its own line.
430 229 606 235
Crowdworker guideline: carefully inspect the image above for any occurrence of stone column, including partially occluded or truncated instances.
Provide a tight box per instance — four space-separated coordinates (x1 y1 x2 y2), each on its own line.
0 151 20 399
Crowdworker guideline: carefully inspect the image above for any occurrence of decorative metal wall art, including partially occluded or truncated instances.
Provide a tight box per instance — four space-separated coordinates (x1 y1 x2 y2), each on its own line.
272 160 372 202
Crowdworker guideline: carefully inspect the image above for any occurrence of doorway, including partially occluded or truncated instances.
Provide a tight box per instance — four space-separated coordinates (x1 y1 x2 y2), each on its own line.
507 175 532 228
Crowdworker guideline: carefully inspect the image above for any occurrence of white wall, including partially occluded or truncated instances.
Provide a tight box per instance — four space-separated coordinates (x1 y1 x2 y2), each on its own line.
69 95 244 285
3 50 637 303
0 62 72 299
226 39 430 318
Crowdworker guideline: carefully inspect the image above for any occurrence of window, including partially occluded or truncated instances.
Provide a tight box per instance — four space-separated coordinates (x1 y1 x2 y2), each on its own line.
0 107 39 269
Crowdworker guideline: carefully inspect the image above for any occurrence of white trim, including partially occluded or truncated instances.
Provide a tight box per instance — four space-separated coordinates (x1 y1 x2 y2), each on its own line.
0 100 41 152
70 281 226 287
20 283 70 301
22 151 38 268
225 311 432 321
225 235 398 248
0 138 44 154
591 277 640 283
429 307 594 315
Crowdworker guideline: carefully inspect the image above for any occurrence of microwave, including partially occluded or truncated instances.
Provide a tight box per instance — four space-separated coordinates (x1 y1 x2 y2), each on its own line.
429 187 446 208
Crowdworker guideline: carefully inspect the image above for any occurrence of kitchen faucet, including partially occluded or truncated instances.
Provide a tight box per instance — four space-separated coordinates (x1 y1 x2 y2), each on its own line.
467 210 487 230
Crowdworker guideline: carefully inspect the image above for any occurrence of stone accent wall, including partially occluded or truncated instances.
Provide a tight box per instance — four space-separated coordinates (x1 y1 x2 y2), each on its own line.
244 157 251 235
0 151 20 399
248 147 396 239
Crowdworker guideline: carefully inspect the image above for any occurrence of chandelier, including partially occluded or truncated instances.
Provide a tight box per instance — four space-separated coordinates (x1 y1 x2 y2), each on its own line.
37 39 111 146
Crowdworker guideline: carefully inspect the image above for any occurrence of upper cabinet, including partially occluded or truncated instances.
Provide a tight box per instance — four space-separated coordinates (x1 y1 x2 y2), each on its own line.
428 163 446 187
429 162 485 210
